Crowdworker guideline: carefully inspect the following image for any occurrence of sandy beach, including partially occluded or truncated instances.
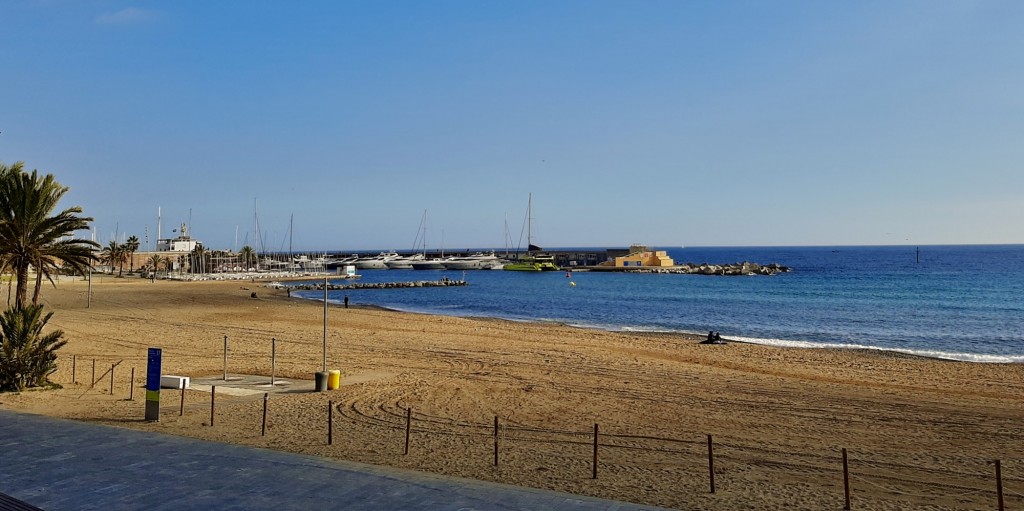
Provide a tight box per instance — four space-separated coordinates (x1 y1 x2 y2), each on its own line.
2 276 1022 510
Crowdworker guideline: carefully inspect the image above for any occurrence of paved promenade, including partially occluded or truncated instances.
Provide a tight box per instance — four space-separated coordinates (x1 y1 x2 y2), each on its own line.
0 410 667 511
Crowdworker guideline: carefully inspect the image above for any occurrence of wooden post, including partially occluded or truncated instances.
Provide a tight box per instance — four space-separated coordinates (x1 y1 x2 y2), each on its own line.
592 423 599 479
328 401 333 445
129 367 135 400
109 364 115 394
223 335 228 381
271 337 276 387
707 434 716 494
179 387 186 416
404 407 412 455
261 393 268 436
995 459 1004 511
72 355 76 384
210 385 216 426
493 415 499 466
842 448 851 510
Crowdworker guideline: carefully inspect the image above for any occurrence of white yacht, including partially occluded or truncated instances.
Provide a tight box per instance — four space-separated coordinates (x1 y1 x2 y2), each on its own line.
441 252 502 270
354 251 398 270
410 258 447 270
385 253 425 269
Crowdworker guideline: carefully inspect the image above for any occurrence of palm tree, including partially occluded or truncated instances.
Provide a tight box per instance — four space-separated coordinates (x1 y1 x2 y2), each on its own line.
0 304 67 391
124 235 140 273
101 241 127 276
0 162 98 308
190 244 207 274
239 245 256 270
146 254 163 280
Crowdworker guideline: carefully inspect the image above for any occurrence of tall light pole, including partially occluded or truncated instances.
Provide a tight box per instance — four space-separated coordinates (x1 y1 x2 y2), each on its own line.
323 275 328 372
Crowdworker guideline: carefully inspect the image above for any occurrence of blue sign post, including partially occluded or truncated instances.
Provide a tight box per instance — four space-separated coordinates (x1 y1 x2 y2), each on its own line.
145 348 162 421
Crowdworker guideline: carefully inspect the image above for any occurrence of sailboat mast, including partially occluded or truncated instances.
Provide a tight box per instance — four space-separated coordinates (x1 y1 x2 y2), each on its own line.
527 192 533 250
254 199 260 271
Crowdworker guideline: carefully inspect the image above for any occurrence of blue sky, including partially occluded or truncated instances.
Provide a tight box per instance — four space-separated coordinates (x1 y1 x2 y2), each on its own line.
2 1 1022 251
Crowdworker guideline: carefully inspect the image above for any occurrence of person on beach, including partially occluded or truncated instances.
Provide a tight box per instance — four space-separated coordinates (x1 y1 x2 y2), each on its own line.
344 295 349 308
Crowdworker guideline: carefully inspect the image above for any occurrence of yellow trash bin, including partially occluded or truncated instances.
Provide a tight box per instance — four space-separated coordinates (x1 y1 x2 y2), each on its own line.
328 369 341 390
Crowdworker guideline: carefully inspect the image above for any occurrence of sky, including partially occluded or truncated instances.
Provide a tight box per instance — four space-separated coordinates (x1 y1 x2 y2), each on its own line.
2 1 1023 251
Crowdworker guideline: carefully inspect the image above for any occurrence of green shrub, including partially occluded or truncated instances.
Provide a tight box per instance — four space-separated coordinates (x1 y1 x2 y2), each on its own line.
0 305 66 392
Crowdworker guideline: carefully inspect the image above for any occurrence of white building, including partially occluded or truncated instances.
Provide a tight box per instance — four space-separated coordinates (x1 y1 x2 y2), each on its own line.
157 223 201 252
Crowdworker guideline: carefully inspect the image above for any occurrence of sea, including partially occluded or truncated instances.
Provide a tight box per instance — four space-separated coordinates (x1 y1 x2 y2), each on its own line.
292 245 1024 363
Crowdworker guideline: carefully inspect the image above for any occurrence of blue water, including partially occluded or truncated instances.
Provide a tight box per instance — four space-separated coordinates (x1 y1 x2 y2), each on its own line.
293 245 1024 363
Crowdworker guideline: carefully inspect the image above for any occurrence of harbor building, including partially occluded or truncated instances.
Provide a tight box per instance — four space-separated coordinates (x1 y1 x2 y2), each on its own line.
157 223 201 253
613 245 674 268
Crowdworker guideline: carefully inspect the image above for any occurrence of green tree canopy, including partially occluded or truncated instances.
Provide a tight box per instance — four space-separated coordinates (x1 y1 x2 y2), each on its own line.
0 162 98 308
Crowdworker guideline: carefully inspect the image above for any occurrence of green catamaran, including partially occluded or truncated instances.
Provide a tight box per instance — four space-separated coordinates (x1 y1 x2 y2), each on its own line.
504 193 560 272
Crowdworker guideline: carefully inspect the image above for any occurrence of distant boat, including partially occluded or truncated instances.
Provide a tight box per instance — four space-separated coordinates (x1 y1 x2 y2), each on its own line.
385 253 425 269
355 251 398 269
504 193 559 272
442 252 502 270
410 259 447 270
407 209 447 270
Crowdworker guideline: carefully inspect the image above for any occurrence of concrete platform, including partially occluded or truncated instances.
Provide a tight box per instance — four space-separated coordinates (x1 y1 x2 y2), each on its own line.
0 410 669 510
190 373 315 396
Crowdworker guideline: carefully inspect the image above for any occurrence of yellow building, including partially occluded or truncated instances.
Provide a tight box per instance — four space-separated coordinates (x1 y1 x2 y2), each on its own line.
614 245 674 268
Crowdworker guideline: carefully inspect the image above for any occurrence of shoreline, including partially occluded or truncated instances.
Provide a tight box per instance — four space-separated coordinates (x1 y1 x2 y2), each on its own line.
3 278 1022 510
292 289 1024 364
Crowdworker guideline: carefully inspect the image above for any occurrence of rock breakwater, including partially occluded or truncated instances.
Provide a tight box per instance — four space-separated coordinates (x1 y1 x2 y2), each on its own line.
285 279 468 291
655 262 790 276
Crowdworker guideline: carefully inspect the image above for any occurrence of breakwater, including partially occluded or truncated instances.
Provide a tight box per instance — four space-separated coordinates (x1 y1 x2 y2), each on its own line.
586 262 791 276
286 279 467 291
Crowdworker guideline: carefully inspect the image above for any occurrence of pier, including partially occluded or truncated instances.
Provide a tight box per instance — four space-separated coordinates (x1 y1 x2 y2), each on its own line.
284 279 467 291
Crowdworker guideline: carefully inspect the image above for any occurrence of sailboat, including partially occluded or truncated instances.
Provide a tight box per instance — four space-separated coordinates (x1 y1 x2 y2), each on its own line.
504 193 559 272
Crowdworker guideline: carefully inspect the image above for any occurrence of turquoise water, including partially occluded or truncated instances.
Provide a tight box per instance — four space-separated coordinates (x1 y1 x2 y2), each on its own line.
294 245 1024 363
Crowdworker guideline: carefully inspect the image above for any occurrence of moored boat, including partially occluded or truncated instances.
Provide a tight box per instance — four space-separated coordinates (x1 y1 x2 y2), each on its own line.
385 253 425 269
504 193 560 272
441 252 502 270
355 251 398 269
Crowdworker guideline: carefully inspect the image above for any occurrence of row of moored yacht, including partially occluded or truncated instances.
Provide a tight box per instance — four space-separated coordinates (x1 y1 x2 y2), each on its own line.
348 251 506 271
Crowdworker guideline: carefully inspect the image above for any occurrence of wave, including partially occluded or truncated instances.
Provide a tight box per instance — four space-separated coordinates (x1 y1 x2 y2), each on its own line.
726 335 1024 364
302 294 1024 363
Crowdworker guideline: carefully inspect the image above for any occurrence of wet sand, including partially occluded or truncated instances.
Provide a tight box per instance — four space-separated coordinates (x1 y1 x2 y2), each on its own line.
2 276 1022 510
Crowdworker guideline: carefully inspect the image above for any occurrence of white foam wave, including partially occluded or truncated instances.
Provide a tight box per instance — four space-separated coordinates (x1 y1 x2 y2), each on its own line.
727 335 1024 364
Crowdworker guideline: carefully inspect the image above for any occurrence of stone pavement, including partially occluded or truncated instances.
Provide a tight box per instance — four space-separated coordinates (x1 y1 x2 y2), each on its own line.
0 410 669 511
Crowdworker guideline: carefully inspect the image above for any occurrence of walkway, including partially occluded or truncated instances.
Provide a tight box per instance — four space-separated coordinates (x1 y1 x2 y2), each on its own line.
0 410 668 510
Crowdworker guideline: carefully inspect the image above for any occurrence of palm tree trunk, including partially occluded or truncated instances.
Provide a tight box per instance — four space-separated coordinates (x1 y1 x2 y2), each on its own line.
33 268 43 305
15 263 29 309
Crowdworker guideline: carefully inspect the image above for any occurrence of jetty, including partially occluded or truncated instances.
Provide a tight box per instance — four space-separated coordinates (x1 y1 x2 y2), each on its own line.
283 279 467 291
580 262 790 276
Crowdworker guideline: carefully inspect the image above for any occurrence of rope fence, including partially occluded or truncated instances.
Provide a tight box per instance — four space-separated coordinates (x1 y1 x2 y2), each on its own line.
48 354 1021 510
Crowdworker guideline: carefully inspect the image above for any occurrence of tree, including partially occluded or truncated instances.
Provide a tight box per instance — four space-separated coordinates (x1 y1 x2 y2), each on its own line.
190 244 207 274
0 162 98 308
0 305 67 392
146 253 163 281
124 235 140 273
239 245 256 270
101 241 127 277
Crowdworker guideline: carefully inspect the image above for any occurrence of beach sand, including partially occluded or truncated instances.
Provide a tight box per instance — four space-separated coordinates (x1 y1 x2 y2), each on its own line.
2 276 1022 510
